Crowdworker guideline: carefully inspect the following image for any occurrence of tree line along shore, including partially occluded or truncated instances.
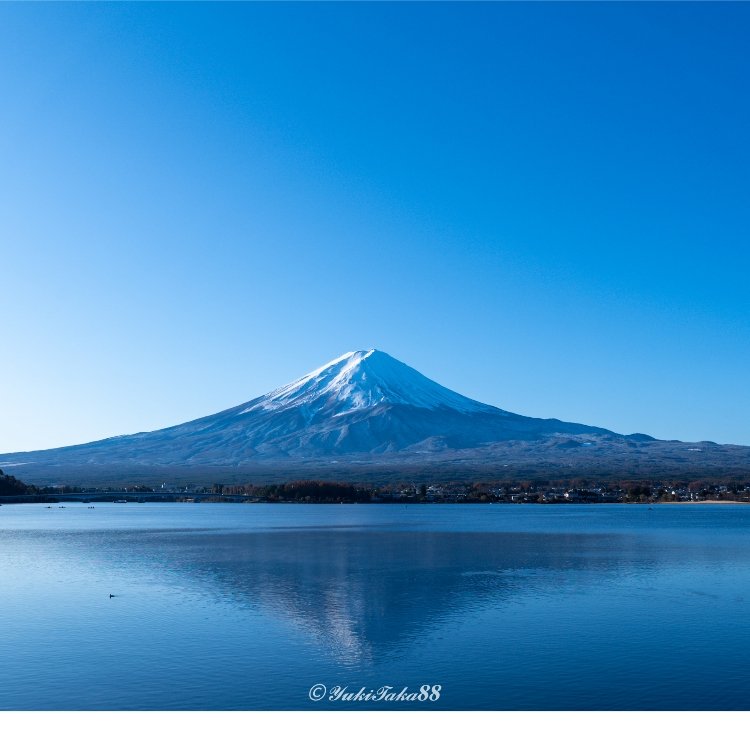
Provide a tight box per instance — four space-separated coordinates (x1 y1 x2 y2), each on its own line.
1 469 749 504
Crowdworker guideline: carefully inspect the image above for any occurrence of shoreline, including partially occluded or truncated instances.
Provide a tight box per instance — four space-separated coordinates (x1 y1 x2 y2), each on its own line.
2 498 749 506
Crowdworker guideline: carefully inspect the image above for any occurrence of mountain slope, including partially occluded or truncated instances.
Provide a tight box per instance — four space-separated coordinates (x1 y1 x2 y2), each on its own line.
2 349 747 484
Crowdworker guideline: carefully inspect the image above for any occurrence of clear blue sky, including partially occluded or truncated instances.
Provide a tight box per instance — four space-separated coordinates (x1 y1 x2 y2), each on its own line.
2 2 749 452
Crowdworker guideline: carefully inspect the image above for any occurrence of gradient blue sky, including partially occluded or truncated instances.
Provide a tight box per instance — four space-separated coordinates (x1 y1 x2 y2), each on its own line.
2 2 749 452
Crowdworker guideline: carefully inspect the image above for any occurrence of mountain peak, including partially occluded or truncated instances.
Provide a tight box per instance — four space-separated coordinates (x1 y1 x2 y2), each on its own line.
240 349 494 416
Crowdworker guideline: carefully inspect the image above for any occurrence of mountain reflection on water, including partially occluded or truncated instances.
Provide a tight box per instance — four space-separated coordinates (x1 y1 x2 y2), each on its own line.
85 527 684 665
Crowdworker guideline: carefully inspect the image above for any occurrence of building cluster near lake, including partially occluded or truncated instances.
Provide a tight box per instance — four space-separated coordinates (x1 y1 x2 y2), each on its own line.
2 468 749 504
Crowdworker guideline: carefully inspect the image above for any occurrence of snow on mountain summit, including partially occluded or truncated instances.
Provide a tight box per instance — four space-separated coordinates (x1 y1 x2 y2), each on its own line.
240 349 497 416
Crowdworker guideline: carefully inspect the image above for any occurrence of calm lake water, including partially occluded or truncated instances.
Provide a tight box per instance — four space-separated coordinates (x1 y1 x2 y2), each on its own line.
1 502 749 710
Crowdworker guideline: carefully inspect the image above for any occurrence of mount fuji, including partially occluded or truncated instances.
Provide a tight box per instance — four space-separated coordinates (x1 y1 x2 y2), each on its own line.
2 349 748 484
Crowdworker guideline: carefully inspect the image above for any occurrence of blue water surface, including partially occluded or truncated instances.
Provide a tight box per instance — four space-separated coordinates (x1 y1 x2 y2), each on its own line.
1 502 748 710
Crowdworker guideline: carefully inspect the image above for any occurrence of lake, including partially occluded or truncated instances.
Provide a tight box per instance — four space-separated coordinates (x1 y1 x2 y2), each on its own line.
1 502 749 710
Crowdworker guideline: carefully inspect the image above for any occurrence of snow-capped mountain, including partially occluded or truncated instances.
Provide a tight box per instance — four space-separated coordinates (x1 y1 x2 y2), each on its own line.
216 349 616 455
240 349 496 415
2 349 747 484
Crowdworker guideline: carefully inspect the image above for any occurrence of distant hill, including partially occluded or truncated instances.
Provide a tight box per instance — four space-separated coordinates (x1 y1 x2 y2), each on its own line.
1 350 748 485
